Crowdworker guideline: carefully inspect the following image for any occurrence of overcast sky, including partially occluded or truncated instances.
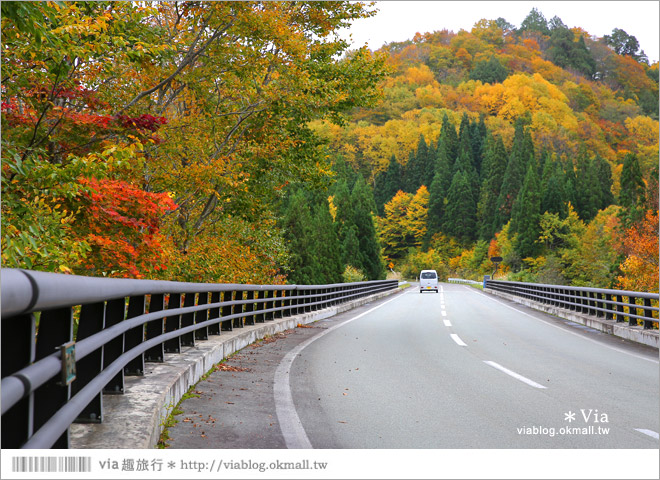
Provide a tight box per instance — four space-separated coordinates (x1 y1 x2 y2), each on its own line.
339 1 660 63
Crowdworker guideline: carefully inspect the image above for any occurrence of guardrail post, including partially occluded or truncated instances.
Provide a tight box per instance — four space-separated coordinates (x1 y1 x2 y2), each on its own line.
145 294 165 362
73 302 105 423
274 290 283 318
615 294 625 322
643 298 655 329
124 296 146 376
256 290 266 323
180 293 196 346
1 313 36 448
264 290 274 321
244 291 255 325
289 289 298 315
594 292 604 317
303 288 311 312
588 291 596 316
221 291 233 330
195 292 209 340
34 307 73 448
233 291 244 328
628 296 638 327
282 289 291 317
164 294 182 353
208 292 221 335
102 298 126 394
604 293 614 320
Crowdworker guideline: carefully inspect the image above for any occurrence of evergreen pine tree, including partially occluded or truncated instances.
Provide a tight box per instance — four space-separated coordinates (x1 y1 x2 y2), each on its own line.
511 161 541 259
350 176 385 279
427 171 446 238
619 152 646 224
477 134 508 239
281 189 315 284
573 150 599 221
341 224 360 269
563 157 578 210
374 155 402 215
281 189 343 285
443 170 477 242
593 154 615 210
494 118 533 230
310 198 344 284
403 135 430 193
469 115 488 174
435 114 459 194
540 160 567 216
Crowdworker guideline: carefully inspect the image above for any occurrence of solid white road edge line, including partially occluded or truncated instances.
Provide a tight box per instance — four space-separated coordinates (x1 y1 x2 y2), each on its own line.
634 428 660 440
273 294 403 449
483 360 548 389
450 333 467 346
466 287 659 364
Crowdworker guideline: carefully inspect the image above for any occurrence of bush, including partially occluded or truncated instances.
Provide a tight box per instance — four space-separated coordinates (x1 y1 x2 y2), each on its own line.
342 265 366 283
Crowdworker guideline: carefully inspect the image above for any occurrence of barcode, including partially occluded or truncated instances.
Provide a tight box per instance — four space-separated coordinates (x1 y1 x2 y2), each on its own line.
12 456 92 473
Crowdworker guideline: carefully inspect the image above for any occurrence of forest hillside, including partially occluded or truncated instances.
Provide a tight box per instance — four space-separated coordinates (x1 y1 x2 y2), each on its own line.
2 3 658 292
310 8 659 291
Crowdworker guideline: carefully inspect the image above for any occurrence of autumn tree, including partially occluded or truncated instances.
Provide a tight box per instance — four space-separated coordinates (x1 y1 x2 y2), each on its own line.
2 1 387 282
377 190 413 260
616 209 659 292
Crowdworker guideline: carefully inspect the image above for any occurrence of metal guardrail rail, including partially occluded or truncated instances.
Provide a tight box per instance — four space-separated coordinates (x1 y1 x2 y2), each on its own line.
448 278 481 285
0 268 398 449
484 279 659 329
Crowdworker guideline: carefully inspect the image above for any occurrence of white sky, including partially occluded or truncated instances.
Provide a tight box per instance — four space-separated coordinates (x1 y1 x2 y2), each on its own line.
339 1 660 63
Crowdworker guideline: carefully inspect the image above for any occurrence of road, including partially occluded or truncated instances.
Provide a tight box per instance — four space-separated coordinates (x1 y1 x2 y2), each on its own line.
166 283 659 449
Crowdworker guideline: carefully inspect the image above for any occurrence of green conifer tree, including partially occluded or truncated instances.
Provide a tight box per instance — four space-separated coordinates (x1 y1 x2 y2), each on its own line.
477 134 508 239
573 150 599 221
619 152 646 224
511 161 542 259
593 155 615 210
404 135 430 193
540 160 567 216
350 176 386 279
495 118 533 230
443 170 477 242
374 155 402 215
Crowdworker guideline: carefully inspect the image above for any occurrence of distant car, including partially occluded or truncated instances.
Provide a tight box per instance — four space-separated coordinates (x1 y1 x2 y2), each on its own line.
419 269 439 293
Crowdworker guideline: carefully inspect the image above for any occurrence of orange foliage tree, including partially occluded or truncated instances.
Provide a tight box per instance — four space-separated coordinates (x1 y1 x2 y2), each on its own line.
617 210 659 292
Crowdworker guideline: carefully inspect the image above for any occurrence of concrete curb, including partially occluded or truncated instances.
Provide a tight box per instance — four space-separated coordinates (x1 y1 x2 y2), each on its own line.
484 288 659 349
69 288 401 449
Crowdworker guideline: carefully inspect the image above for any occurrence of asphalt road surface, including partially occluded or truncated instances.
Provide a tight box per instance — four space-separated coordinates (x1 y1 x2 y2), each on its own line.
166 284 659 449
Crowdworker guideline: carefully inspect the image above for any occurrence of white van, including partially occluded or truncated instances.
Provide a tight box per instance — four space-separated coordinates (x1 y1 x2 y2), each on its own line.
419 270 439 293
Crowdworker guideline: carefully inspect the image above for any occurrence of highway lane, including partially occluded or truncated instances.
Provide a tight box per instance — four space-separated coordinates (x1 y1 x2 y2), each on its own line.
288 284 659 448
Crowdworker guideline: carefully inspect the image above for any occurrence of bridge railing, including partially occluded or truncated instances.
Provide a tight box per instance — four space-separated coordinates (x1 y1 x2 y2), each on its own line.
448 278 480 285
0 268 398 449
484 279 659 329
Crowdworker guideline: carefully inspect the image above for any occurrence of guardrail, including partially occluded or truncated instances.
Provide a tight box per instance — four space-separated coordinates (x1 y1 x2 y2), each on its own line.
1 268 398 449
484 279 659 329
448 278 481 285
